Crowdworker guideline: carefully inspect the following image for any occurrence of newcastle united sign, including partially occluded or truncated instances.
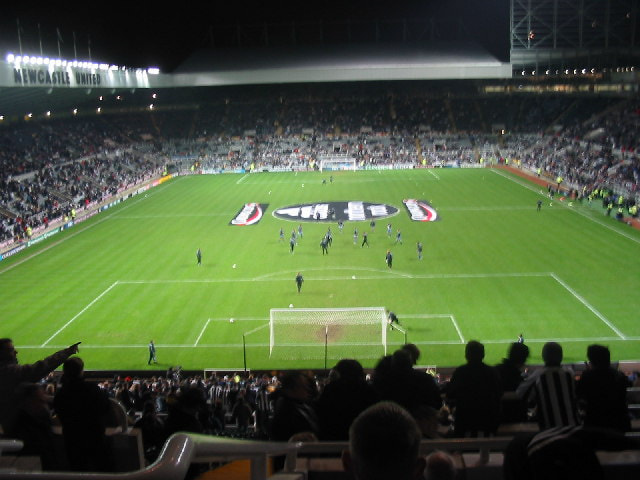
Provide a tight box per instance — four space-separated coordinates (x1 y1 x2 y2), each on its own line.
273 201 398 222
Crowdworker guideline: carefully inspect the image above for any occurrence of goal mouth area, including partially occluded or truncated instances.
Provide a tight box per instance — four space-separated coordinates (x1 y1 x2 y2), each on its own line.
269 307 389 357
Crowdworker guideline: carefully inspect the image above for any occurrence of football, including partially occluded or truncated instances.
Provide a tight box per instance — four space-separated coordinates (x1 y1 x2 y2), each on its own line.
289 304 293 308
229 318 234 323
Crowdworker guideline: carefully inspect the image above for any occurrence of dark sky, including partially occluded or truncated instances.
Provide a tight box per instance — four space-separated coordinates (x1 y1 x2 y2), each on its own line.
1 1 510 72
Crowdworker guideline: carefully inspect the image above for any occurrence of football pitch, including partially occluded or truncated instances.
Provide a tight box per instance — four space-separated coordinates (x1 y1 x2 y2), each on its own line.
2 168 639 372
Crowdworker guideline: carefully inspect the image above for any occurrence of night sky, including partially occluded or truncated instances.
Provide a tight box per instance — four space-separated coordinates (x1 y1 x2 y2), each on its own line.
0 1 510 72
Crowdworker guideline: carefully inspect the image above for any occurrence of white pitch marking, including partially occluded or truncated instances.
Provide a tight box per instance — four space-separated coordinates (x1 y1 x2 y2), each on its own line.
492 169 640 245
450 315 465 343
194 318 212 346
21 337 640 350
550 273 626 339
236 174 249 185
0 178 184 276
427 170 441 180
41 281 119 347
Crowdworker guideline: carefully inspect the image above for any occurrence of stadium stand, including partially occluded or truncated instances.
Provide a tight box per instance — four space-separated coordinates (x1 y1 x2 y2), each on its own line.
1 89 639 246
1 2 639 478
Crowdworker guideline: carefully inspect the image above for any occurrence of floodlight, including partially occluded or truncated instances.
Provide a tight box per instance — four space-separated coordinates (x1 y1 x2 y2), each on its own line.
6 53 14 63
147 67 160 75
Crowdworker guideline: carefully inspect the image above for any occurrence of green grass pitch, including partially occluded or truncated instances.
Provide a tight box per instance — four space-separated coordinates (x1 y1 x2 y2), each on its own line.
2 168 639 372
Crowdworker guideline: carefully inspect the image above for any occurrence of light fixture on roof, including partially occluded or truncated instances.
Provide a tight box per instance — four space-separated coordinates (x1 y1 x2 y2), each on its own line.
147 67 160 75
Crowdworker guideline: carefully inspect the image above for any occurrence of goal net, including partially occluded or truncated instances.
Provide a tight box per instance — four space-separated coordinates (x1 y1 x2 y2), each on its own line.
319 155 357 172
269 307 388 359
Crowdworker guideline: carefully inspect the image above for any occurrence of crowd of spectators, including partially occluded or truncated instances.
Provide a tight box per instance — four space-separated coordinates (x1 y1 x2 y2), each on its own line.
1 336 638 476
1 88 639 245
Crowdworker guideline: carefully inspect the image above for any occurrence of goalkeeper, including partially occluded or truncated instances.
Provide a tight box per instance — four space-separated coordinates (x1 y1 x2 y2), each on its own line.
388 310 400 328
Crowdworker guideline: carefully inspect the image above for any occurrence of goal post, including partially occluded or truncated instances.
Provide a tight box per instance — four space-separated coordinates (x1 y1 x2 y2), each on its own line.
318 155 357 172
269 307 388 359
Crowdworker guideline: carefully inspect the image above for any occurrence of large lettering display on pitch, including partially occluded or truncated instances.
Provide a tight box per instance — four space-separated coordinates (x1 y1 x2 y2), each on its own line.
273 201 398 222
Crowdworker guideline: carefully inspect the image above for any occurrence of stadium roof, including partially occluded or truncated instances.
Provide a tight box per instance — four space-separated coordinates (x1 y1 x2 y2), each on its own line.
0 41 510 120
171 42 511 83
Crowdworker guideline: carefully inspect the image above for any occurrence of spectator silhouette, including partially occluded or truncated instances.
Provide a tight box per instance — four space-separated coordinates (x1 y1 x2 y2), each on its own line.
576 344 631 432
0 338 79 434
270 371 319 441
517 341 580 429
425 450 457 480
317 359 378 440
53 357 113 472
342 401 426 480
8 382 60 470
373 346 442 418
495 342 530 423
446 340 502 437
134 401 165 463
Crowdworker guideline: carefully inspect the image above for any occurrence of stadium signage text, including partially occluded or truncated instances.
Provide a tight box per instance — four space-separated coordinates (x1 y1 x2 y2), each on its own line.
13 68 102 86
230 203 269 226
403 199 439 222
273 201 398 222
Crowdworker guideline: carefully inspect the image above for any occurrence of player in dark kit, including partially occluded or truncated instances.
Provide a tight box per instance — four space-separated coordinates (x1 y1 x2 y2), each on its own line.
417 241 423 260
196 248 202 266
320 236 329 255
295 272 304 293
537 200 542 212
361 232 369 247
385 250 393 268
290 236 296 253
388 311 399 328
148 340 157 364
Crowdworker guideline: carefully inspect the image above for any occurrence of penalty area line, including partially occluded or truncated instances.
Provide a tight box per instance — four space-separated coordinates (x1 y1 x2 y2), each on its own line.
41 281 119 347
194 318 212 347
550 273 626 340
